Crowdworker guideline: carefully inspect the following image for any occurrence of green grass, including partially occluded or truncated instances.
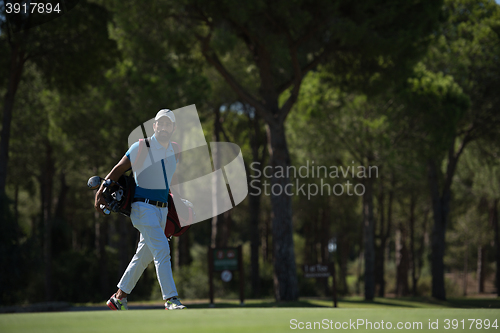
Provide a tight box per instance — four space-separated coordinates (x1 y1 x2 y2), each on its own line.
2 298 500 333
1 308 500 333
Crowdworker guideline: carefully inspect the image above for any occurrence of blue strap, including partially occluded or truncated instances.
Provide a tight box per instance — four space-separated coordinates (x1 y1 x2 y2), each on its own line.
161 159 169 193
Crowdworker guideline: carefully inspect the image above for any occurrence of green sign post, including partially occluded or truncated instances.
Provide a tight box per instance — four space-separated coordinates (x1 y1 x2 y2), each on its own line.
208 245 244 306
213 248 239 271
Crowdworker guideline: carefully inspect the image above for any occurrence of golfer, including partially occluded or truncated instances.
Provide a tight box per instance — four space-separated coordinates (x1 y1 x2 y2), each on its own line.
95 109 186 310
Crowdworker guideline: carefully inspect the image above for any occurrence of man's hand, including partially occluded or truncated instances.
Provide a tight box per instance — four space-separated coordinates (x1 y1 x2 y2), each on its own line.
94 187 108 215
94 155 132 216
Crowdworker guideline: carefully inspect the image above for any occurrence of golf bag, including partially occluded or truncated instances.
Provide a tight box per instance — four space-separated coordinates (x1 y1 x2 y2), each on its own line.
165 193 193 238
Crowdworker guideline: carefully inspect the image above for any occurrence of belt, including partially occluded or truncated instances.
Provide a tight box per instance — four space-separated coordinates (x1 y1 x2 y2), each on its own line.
133 198 168 208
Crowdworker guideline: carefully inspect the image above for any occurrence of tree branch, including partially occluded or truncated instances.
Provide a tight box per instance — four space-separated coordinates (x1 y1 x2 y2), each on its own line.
277 49 329 95
218 117 232 143
443 130 473 195
279 40 303 121
196 33 268 120
227 17 260 49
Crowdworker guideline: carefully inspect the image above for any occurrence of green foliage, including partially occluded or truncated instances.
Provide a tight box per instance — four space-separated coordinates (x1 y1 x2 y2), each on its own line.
51 250 102 302
424 0 500 137
402 62 470 159
0 0 119 93
172 244 210 299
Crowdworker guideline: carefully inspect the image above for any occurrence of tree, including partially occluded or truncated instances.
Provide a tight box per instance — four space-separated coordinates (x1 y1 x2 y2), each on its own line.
456 141 500 295
0 0 118 197
401 63 471 300
160 0 445 301
406 0 500 300
288 70 429 300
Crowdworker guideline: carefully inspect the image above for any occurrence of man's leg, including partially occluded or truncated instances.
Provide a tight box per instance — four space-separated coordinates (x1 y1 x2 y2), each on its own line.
107 203 154 310
130 202 178 300
117 233 154 294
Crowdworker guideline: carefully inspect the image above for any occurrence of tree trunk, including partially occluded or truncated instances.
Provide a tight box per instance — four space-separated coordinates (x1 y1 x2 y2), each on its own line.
14 185 19 227
375 179 386 297
267 119 298 301
0 40 26 304
363 175 375 300
249 190 261 297
463 238 468 296
41 141 55 301
0 186 20 304
409 194 417 296
379 174 394 297
262 211 271 263
489 199 499 297
0 42 25 196
396 222 410 297
304 212 314 263
428 136 470 300
320 206 330 295
414 205 430 294
356 248 363 295
338 236 349 295
477 245 485 293
248 110 265 298
428 159 448 300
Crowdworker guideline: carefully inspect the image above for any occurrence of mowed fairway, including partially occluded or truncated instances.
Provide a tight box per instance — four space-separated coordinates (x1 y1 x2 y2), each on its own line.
1 308 500 333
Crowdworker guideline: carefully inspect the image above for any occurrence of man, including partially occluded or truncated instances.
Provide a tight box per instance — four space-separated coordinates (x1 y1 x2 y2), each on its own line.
95 109 186 310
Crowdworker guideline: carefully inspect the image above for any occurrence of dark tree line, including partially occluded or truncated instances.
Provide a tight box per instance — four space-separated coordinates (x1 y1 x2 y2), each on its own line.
1 0 500 305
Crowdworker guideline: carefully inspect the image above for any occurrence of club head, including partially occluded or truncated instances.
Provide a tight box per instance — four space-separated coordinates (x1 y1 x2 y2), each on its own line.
87 176 103 190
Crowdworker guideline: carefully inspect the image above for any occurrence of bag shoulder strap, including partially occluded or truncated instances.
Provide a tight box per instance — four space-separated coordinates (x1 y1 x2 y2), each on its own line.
171 141 180 163
132 138 179 170
131 137 151 170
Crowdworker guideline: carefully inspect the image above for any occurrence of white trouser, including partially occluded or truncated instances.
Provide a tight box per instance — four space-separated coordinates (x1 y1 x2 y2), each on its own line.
117 201 178 300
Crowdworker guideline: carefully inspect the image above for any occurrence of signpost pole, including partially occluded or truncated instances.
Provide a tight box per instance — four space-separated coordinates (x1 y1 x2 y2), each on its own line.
238 244 244 305
208 247 214 306
331 262 337 308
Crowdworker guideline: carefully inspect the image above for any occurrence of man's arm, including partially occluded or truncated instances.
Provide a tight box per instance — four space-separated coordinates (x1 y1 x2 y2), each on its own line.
94 155 132 215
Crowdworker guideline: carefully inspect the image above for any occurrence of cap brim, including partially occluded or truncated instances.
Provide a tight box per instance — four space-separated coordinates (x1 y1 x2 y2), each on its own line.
155 114 175 122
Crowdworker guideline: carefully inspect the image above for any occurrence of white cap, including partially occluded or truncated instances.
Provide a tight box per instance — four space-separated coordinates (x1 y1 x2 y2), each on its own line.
155 109 175 123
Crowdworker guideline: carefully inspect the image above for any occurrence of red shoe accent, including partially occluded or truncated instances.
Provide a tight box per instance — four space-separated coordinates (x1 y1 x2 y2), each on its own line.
107 300 118 310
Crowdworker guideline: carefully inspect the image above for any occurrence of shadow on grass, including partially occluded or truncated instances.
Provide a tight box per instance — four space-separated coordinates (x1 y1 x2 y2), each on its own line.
186 300 327 309
185 297 500 309
333 296 500 309
338 298 418 308
441 298 500 308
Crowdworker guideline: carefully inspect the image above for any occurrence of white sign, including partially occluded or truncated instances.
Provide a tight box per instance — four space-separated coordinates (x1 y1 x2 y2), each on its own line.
221 270 233 282
304 264 331 278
